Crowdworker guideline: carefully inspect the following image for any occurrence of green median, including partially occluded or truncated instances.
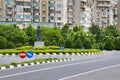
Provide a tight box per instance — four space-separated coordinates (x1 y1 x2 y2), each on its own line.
0 58 65 67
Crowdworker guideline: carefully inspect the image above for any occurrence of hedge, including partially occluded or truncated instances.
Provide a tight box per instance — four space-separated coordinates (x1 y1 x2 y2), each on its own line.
0 49 100 54
0 58 65 67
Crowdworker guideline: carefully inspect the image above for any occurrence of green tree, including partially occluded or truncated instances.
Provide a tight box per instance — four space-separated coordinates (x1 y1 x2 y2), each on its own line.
42 26 62 46
84 38 92 49
24 24 36 45
65 38 74 48
114 38 120 50
74 38 82 49
58 37 65 46
0 36 7 49
6 42 15 49
104 38 115 50
0 24 29 47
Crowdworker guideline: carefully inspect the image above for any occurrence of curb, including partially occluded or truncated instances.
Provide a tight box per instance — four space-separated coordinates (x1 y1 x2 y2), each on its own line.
0 52 100 57
0 58 73 70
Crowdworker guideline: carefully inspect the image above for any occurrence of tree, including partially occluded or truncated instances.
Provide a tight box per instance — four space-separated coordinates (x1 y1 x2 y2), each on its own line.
114 38 120 50
84 38 92 49
58 37 65 46
24 24 36 45
74 38 82 49
6 42 15 49
0 36 7 49
89 23 101 35
42 26 62 46
0 24 29 47
105 25 119 37
65 38 74 48
104 38 115 50
61 24 69 34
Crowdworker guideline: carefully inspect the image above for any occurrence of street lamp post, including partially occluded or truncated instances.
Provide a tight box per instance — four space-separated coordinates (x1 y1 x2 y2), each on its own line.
95 34 99 49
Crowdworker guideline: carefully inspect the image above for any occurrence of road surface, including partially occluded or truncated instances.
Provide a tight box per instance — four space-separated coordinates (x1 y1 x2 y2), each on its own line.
0 51 120 80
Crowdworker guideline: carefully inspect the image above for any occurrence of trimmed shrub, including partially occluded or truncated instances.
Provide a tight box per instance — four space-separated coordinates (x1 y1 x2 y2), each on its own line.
11 62 17 65
35 46 60 50
16 46 33 50
35 46 47 50
47 46 60 50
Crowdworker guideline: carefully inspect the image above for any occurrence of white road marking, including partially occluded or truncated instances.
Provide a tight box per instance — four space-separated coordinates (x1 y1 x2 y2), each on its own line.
59 63 120 80
0 59 106 79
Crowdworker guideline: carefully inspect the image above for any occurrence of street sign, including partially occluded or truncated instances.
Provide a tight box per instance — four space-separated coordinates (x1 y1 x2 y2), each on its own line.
19 51 26 59
60 46 64 50
26 51 34 58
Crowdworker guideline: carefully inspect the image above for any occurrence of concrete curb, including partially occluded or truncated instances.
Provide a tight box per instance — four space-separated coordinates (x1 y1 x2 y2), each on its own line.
0 58 73 70
0 52 100 57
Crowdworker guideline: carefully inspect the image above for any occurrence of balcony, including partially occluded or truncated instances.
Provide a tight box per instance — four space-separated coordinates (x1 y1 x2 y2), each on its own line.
102 14 107 17
97 4 111 7
15 0 31 2
49 0 55 3
34 12 39 15
6 11 12 15
81 0 87 3
68 20 73 25
33 0 39 2
68 15 73 18
68 2 73 6
49 13 55 16
49 7 55 10
34 19 40 22
97 0 110 1
6 5 12 8
6 18 13 21
24 5 31 8
68 8 74 12
33 6 39 9
49 19 55 22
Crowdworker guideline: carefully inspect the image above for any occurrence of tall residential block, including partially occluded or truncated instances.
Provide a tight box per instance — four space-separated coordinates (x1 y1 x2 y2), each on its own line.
0 0 118 29
91 0 117 28
48 0 74 28
73 0 92 31
0 0 74 28
117 0 120 30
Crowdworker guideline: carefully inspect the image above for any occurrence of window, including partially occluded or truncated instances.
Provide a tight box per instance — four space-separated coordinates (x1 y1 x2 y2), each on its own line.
0 8 2 11
16 7 23 12
0 15 2 18
57 17 61 20
57 4 62 8
6 0 13 5
34 15 40 19
0 1 2 5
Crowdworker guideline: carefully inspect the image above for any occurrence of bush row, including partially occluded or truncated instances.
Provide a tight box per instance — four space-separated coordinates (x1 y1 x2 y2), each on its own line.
16 46 60 50
0 58 65 67
0 49 100 54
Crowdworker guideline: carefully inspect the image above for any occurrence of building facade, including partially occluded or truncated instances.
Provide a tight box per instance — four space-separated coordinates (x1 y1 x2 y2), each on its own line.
73 0 92 31
0 0 118 29
92 0 117 28
48 0 74 28
0 0 74 28
117 0 120 30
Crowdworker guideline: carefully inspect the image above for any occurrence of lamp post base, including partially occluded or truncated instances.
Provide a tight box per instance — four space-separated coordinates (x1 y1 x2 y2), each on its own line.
34 41 45 48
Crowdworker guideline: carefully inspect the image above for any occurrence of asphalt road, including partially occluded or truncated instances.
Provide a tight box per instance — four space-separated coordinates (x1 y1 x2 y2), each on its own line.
0 51 120 80
0 53 102 64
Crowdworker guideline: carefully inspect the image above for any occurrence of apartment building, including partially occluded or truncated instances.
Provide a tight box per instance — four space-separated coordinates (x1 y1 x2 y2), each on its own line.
92 0 117 28
0 0 5 21
0 0 74 28
0 0 52 28
73 0 92 31
117 0 120 30
48 0 74 28
0 0 118 29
